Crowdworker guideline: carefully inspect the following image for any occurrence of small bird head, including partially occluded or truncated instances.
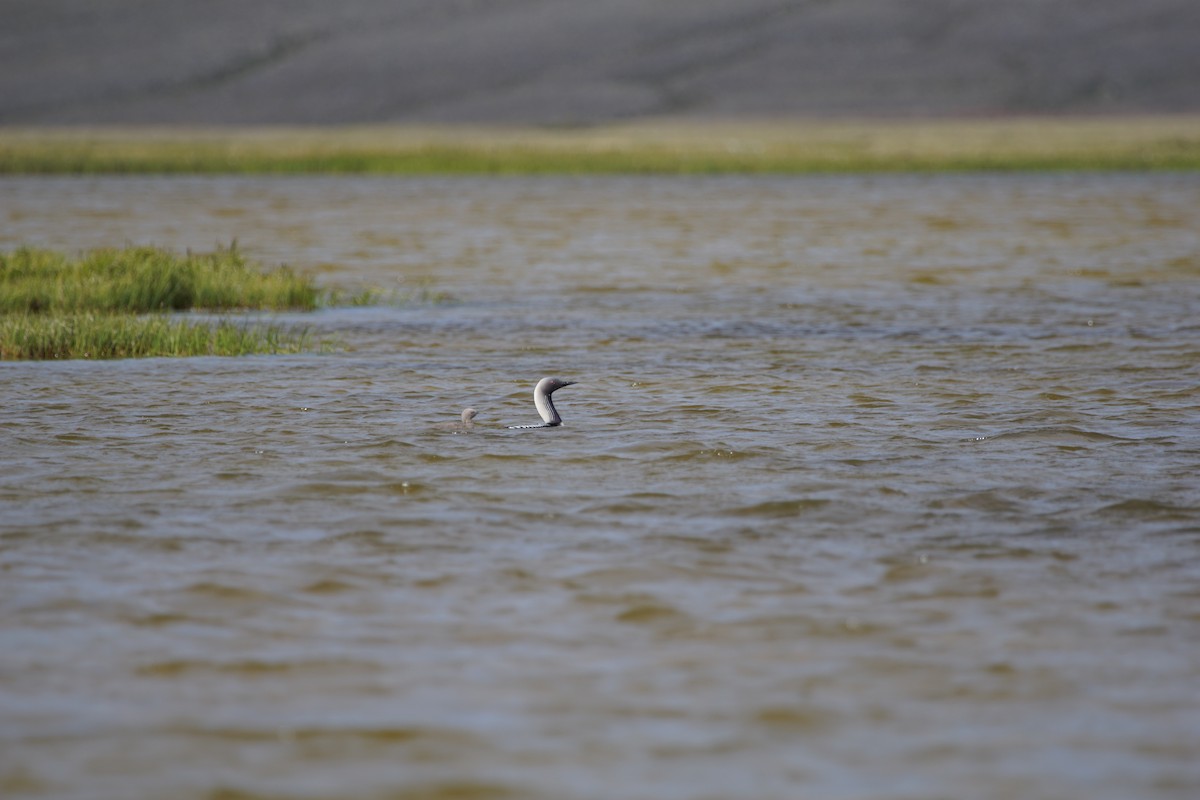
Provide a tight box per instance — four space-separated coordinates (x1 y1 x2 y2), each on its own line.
461 407 478 424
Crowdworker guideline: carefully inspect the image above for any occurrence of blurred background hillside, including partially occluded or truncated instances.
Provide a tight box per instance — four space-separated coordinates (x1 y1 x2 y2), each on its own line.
4 0 1200 126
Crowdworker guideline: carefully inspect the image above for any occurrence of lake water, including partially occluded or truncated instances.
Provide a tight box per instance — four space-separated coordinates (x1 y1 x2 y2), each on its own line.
2 174 1199 800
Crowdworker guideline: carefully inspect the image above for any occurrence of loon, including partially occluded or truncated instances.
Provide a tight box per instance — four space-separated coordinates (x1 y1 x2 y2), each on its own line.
508 377 576 429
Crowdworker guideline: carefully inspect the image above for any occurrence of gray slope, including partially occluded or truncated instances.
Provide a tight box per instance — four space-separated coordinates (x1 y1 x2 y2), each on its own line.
3 0 1199 124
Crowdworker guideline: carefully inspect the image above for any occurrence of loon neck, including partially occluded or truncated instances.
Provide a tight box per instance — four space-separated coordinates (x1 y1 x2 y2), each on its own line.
534 389 562 425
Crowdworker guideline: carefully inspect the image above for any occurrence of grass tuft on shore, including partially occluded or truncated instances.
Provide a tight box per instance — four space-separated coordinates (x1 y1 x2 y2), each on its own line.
0 244 319 313
0 245 339 359
0 313 319 360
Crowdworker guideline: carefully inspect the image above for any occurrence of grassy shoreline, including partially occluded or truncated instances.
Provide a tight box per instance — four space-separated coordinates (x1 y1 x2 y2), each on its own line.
1 246 331 360
1 245 318 314
2 116 1200 174
0 313 318 360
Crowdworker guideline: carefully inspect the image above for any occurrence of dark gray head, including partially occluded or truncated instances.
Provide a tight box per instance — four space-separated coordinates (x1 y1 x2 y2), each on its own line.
536 377 576 395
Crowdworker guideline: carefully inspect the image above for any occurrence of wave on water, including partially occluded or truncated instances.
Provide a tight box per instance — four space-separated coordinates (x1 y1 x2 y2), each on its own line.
972 426 1155 444
1092 498 1200 520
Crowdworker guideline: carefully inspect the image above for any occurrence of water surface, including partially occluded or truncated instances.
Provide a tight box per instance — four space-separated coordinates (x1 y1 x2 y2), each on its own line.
2 175 1199 800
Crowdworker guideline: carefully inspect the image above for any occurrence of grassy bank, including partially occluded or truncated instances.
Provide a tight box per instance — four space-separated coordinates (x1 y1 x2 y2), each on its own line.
2 117 1200 174
0 313 316 360
0 245 318 314
1 245 328 359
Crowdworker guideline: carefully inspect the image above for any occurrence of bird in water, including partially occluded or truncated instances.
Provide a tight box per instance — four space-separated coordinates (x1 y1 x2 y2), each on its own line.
508 377 576 429
439 407 478 431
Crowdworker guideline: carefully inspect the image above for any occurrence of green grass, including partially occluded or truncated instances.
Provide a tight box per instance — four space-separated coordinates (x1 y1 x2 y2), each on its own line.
0 244 318 313
0 245 336 359
2 117 1200 174
0 312 318 360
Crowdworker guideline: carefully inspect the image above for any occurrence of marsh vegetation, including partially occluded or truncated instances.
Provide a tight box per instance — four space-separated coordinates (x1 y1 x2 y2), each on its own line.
0 312 316 360
2 117 1199 174
0 245 333 359
0 244 318 314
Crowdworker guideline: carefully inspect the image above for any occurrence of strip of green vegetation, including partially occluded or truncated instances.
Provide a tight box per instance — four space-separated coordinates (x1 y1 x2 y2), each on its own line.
0 312 317 360
0 245 334 359
0 244 318 313
2 117 1200 174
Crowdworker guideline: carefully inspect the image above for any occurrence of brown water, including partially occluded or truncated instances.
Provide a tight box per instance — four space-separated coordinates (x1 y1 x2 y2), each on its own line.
2 174 1199 800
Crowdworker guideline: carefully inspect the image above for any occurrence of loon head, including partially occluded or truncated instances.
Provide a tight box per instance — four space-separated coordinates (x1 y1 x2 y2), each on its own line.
536 377 576 395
